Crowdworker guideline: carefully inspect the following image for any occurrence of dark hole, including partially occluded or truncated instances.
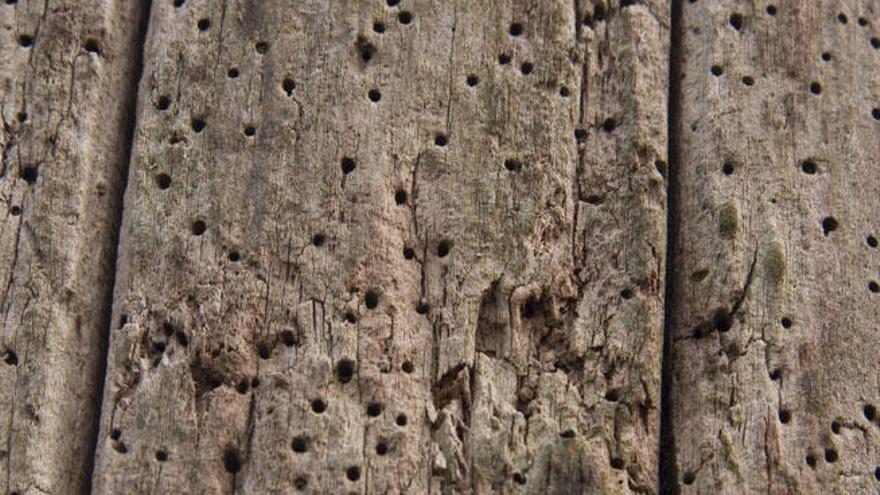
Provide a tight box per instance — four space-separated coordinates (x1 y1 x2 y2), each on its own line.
434 134 448 147
156 96 171 111
16 111 26 122
466 74 479 87
837 13 847 24
279 78 295 97
228 251 241 262
176 331 189 347
509 23 523 36
336 359 355 383
810 82 822 95
4 350 18 366
387 0 400 6
236 380 249 394
19 35 33 47
162 322 175 337
340 156 356 174
729 13 743 30
498 53 511 65
872 109 880 121
398 11 412 24
831 421 841 433
295 476 308 491
110 428 122 440
192 220 207 236
585 195 603 205
872 38 880 49
396 413 408 426
257 342 271 359
243 126 256 137
251 376 261 388
604 389 619 402
574 129 587 140
255 41 270 54
780 317 792 328
416 303 430 314
682 472 695 485
311 398 327 413
867 235 878 248
779 409 792 423
20 165 38 184
869 281 879 293
825 448 838 463
769 369 781 380
223 448 242 473
711 65 724 76
191 118 206 133
620 289 633 300
858 17 868 26
520 62 534 75
403 247 415 259
805 454 816 468
9 206 21 216
594 5 606 21
280 330 297 347
346 465 361 481
6 0 18 4
821 217 838 235
766 5 776 15
602 118 617 133
197 18 210 31
402 361 414 373
113 441 128 454
376 441 388 455
513 473 527 484
365 290 380 309
875 467 880 481
722 162 735 175
154 341 166 353
437 240 451 257
504 159 521 172
367 402 383 417
821 52 832 61
345 311 358 324
368 89 382 102
292 436 309 453
395 189 408 204
156 450 168 462
610 457 625 470
373 22 386 33
560 86 571 97
559 429 575 438
742 76 754 86
714 309 732 332
84 39 100 53
155 173 171 189
228 68 239 78
173 0 185 6
312 233 325 247
801 160 817 174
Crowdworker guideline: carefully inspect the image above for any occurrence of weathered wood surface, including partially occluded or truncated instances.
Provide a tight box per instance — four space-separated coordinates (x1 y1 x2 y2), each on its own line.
0 1 145 494
91 0 668 493
666 0 880 494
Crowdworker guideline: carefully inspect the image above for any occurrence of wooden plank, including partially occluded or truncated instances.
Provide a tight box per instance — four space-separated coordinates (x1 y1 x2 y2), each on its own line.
667 0 880 492
0 0 147 493
92 0 668 493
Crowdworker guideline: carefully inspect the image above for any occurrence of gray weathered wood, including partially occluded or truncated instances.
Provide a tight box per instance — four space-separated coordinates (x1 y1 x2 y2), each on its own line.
92 0 668 493
0 1 146 493
667 0 880 493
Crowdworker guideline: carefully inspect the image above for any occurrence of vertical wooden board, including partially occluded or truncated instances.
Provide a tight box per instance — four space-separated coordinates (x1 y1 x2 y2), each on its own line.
668 0 880 493
0 0 146 493
93 0 667 493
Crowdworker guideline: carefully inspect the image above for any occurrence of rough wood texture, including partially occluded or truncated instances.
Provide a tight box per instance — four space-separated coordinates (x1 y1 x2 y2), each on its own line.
0 1 145 494
91 0 668 493
667 0 880 493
